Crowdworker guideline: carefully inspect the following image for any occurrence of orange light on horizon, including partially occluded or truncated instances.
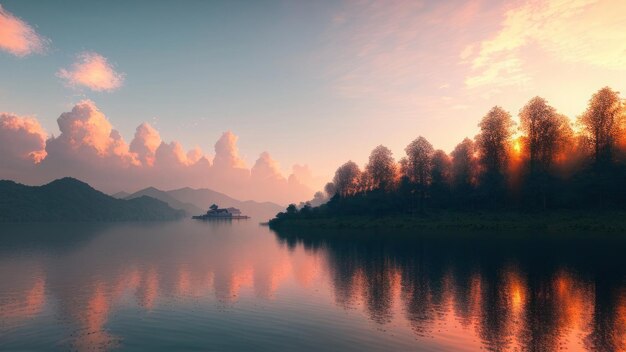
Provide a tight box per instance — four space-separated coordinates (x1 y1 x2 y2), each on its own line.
513 139 522 156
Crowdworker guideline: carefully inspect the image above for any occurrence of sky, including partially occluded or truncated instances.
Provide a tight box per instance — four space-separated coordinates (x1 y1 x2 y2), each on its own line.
1 0 626 203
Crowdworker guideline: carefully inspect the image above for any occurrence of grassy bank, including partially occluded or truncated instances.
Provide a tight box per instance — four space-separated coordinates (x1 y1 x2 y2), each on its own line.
268 210 626 235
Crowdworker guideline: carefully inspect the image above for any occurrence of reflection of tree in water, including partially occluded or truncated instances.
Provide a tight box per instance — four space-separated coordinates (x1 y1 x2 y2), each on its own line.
585 268 626 351
274 229 626 351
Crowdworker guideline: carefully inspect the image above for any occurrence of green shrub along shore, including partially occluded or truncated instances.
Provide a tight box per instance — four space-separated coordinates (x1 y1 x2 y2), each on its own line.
269 210 626 235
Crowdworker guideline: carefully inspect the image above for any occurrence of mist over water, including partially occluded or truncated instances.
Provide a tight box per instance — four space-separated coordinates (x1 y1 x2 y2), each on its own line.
1 220 625 351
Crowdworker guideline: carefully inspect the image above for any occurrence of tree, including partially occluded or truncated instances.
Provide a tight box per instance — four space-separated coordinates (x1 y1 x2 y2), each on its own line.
578 87 624 165
430 150 452 206
451 138 476 190
365 145 397 192
310 191 326 207
477 106 515 179
404 137 434 185
404 136 434 211
519 97 560 173
358 169 373 193
431 150 451 186
286 203 297 214
332 161 361 197
476 106 515 206
451 138 478 208
324 182 337 198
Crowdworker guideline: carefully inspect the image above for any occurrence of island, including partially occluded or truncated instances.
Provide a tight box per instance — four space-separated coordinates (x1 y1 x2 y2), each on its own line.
192 204 250 220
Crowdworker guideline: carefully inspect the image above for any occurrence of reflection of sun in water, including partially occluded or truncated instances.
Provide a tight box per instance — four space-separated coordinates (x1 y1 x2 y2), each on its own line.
512 287 522 310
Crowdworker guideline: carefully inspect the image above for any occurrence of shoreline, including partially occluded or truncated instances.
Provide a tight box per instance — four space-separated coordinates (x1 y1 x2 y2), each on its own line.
268 210 626 236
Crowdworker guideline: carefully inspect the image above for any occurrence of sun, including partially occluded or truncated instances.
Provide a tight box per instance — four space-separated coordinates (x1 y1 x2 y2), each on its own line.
513 139 522 155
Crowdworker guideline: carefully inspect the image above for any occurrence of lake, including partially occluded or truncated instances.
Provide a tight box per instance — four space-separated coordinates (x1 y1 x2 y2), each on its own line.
1 220 625 351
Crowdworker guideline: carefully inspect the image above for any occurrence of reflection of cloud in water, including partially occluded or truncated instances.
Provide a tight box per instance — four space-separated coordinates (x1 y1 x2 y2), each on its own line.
1 221 626 351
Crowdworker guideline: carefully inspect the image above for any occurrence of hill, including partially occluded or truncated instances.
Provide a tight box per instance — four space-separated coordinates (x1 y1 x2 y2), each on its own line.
125 187 203 215
0 178 184 222
167 187 284 220
111 191 130 199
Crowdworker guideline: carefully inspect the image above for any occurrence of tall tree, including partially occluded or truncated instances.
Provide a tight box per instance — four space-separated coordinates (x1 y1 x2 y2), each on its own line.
519 97 560 173
519 97 572 208
477 106 515 179
476 106 515 206
324 182 337 198
430 149 452 206
578 87 624 165
365 145 397 192
404 136 434 211
431 150 451 187
332 161 361 197
451 138 476 190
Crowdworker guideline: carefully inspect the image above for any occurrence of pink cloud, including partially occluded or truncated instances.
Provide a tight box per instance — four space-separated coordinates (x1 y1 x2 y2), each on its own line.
465 0 626 88
1 101 316 204
57 52 125 92
251 152 285 182
130 123 162 166
0 5 48 57
213 131 247 169
155 141 198 167
0 113 47 181
53 100 131 158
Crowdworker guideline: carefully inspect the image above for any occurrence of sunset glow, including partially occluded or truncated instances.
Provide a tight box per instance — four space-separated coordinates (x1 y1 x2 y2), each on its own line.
1 2 626 351
0 0 624 191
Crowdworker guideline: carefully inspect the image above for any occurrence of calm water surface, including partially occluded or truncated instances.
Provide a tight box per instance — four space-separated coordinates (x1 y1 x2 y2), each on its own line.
1 220 625 351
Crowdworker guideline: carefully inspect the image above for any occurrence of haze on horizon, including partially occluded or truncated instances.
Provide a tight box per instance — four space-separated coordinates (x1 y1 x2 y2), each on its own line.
1 0 626 204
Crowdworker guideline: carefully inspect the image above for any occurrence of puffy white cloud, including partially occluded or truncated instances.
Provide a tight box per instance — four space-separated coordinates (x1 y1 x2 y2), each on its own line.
57 52 124 92
0 5 48 57
1 101 315 204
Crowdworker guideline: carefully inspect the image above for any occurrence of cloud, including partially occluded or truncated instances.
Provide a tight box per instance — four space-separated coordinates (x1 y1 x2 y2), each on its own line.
251 152 285 182
320 0 506 119
289 164 326 191
465 0 626 88
0 5 48 57
130 123 162 166
213 131 247 169
0 113 47 181
50 100 132 159
57 52 125 92
155 141 202 167
39 101 138 190
1 101 315 204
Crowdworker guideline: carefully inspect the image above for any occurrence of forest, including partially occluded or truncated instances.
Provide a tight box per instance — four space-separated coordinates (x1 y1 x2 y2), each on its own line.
272 87 626 228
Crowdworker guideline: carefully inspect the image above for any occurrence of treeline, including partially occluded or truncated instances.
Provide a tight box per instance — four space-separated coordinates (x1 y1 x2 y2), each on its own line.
280 87 626 219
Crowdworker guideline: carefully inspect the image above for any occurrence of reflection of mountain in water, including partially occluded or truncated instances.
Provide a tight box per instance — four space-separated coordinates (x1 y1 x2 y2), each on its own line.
273 229 626 351
2 221 626 351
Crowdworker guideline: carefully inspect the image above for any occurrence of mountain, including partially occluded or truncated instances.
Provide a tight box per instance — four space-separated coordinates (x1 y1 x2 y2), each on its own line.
125 187 203 215
167 187 284 221
111 191 130 199
0 178 184 222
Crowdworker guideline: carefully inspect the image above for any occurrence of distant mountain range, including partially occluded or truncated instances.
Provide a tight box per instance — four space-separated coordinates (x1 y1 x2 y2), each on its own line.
123 187 203 215
0 178 184 222
122 186 284 221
